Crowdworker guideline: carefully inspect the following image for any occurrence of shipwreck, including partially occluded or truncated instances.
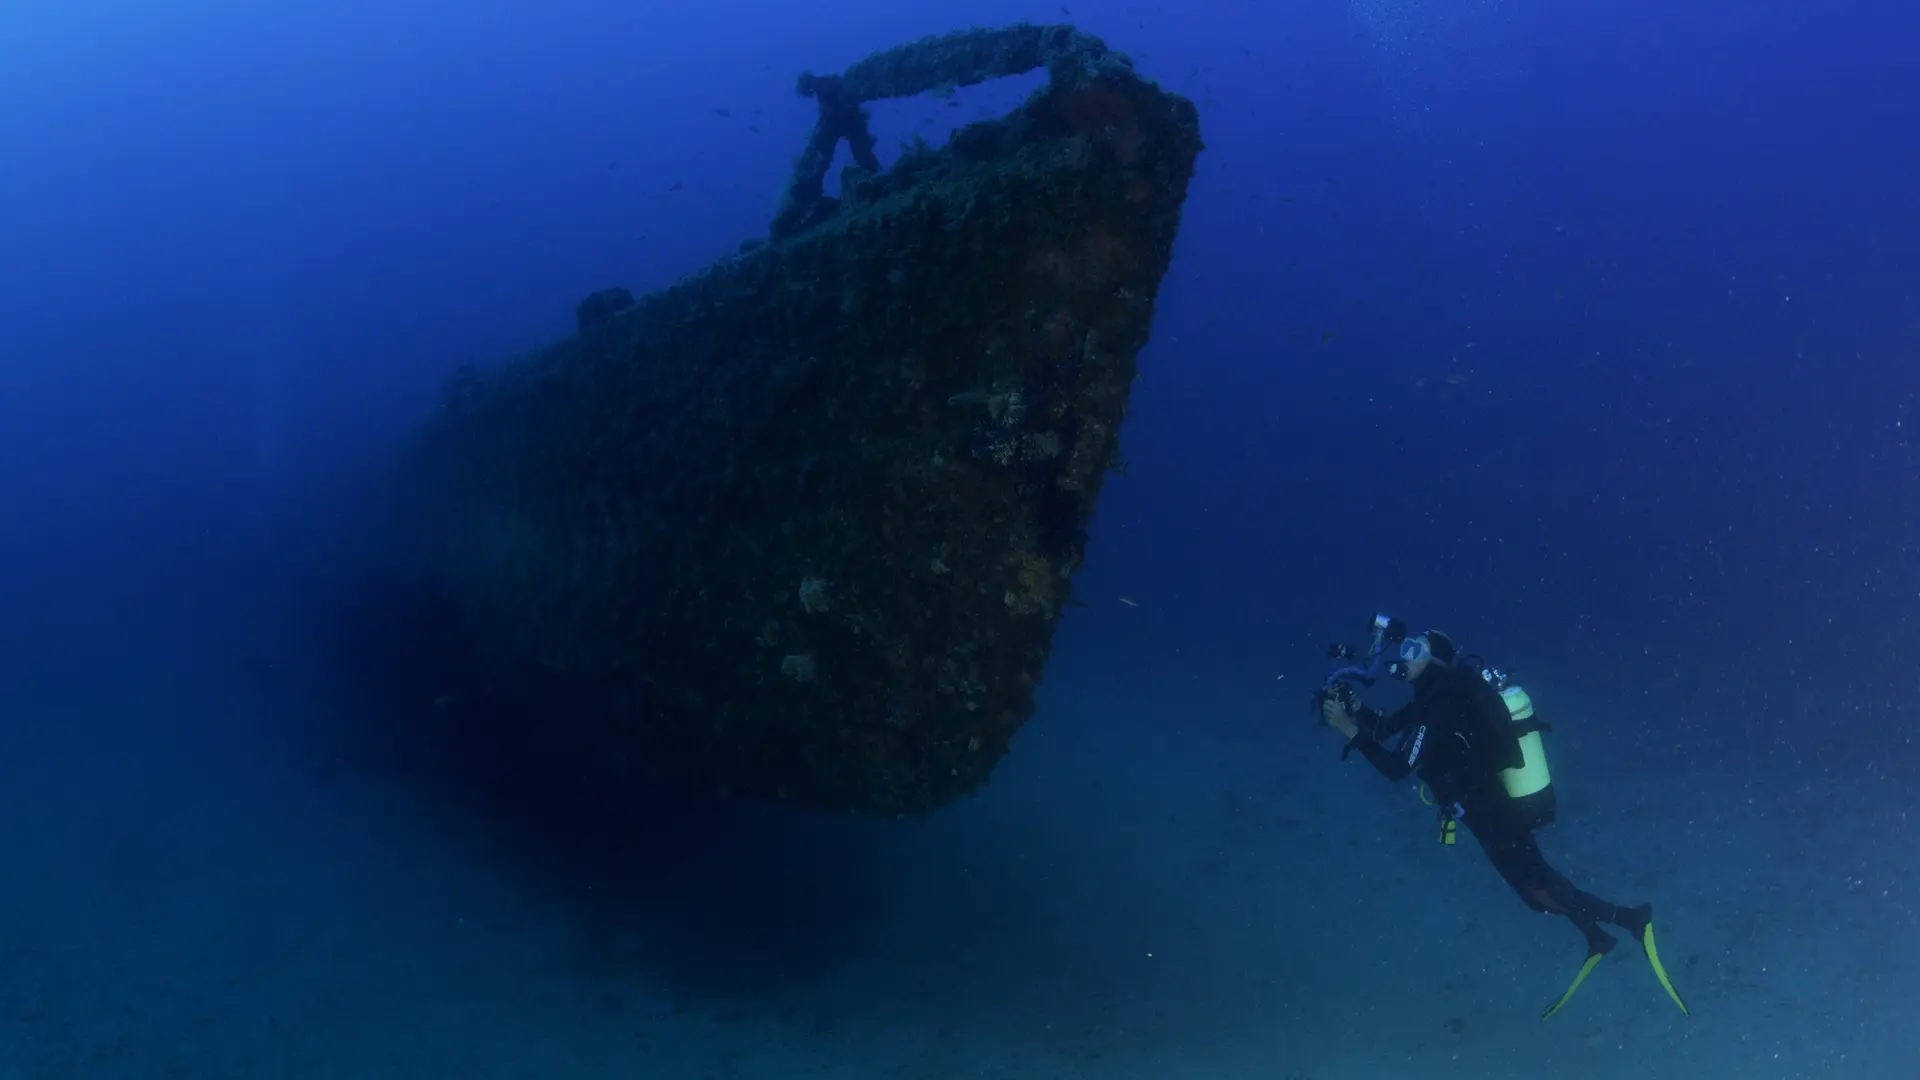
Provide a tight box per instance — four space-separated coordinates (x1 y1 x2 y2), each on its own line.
358 23 1203 817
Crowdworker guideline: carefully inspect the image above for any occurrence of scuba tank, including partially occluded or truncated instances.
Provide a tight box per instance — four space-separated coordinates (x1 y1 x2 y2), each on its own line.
1471 660 1558 831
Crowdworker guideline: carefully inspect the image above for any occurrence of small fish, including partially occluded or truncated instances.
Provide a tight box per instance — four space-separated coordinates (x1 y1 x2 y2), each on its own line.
713 108 732 118
1118 597 1139 608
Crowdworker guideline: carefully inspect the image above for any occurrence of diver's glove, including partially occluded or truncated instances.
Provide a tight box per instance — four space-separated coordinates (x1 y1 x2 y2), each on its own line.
1320 696 1360 738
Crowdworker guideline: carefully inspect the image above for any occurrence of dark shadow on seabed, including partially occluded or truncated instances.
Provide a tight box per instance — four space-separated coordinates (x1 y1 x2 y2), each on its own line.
313 569 888 1008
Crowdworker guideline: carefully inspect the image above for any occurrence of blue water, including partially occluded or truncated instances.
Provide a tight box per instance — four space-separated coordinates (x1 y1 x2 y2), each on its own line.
2 1 1916 1077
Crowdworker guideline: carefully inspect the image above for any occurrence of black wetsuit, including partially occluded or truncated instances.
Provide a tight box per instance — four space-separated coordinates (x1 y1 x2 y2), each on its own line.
1345 663 1638 956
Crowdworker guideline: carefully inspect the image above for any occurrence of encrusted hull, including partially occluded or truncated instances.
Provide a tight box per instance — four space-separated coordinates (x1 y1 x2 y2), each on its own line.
382 24 1202 816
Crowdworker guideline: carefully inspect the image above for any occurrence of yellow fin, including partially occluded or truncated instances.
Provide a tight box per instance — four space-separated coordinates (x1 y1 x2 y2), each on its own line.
1540 951 1606 1021
1640 923 1691 1017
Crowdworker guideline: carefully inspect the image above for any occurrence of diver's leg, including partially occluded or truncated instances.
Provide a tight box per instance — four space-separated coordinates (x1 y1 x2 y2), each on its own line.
1470 817 1692 1017
1608 902 1652 936
1465 815 1617 954
1467 816 1629 1019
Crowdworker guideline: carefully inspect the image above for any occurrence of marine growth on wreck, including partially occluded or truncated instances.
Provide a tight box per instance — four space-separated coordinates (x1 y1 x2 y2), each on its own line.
381 23 1203 817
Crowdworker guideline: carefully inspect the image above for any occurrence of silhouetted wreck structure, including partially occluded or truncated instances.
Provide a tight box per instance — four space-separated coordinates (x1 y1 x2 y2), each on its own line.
374 23 1201 816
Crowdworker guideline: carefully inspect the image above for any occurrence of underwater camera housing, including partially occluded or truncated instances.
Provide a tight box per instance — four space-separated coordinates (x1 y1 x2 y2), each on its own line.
1309 612 1407 724
1311 677 1361 717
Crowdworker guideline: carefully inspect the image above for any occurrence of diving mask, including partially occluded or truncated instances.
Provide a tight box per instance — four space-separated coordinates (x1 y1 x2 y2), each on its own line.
1388 634 1446 680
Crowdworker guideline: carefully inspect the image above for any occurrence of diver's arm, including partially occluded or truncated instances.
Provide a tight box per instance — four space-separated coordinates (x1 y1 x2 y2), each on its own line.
1344 696 1442 782
1345 729 1418 782
1354 705 1393 741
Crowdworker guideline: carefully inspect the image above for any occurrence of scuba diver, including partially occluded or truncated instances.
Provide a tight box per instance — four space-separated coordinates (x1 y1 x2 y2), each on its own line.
1314 614 1690 1020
